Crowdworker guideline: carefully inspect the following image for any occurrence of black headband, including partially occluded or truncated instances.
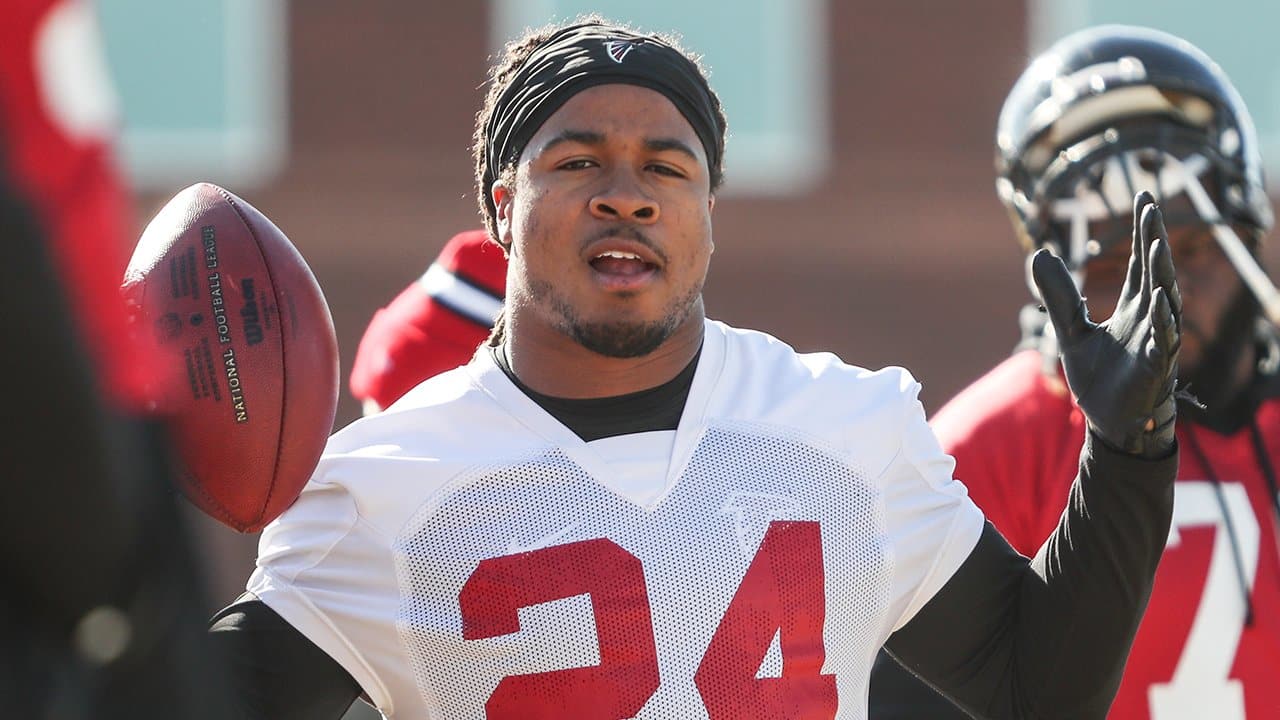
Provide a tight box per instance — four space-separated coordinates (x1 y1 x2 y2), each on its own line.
483 23 721 201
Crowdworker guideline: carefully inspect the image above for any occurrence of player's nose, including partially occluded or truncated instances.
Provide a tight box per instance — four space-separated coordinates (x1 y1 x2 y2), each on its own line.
590 172 659 223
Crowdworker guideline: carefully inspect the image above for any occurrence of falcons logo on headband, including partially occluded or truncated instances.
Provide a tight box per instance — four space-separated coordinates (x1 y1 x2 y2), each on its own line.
605 39 637 63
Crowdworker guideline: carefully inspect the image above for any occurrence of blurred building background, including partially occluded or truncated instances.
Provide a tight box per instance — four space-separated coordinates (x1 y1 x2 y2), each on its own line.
87 1 1280 717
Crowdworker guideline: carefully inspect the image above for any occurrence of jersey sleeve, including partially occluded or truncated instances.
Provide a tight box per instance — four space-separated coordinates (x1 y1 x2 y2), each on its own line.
878 374 986 632
245 475 402 714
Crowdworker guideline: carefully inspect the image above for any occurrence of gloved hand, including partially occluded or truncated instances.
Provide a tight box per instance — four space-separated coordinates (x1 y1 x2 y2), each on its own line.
1033 191 1182 459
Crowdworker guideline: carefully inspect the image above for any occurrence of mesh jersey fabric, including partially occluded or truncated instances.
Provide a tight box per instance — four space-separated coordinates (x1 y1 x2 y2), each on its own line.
249 319 984 718
930 348 1280 720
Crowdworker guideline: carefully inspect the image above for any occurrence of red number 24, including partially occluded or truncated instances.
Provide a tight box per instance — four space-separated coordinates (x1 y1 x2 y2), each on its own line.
459 521 837 719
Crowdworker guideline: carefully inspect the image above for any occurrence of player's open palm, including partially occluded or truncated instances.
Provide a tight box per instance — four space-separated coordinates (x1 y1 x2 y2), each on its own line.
1033 191 1182 459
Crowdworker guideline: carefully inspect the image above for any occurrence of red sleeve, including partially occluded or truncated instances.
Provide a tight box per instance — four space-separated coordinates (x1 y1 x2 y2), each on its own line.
930 349 1088 556
0 0 161 411
348 230 507 410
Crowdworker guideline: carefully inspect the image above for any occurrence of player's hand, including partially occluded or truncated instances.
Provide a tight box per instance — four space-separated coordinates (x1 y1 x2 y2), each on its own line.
1032 191 1182 459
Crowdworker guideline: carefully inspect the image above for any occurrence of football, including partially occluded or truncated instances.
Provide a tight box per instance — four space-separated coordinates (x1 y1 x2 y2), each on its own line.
122 183 339 532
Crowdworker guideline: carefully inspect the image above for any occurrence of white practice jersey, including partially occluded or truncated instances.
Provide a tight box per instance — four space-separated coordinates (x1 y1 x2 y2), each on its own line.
248 319 984 719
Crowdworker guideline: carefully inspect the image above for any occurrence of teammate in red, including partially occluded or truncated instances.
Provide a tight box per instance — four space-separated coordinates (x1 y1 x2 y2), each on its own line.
349 229 506 414
0 0 161 410
870 26 1280 720
2 2 224 717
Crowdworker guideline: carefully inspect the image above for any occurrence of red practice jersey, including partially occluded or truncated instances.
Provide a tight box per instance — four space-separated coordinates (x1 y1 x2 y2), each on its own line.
0 0 158 409
349 229 507 412
933 348 1280 719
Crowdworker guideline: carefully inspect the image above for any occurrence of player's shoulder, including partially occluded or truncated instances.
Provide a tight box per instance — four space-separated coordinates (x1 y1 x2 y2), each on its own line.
298 360 544 533
931 349 1074 442
714 319 920 400
708 320 924 469
331 362 514 457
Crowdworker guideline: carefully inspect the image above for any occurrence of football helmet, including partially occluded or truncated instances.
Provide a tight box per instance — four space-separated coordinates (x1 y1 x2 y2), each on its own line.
996 25 1272 282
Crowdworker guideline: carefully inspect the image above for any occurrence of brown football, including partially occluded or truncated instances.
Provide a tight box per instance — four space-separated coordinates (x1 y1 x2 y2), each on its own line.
122 183 338 532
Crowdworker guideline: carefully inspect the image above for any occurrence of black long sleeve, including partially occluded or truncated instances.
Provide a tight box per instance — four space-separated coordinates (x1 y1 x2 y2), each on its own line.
208 595 362 720
881 433 1176 719
869 648 974 719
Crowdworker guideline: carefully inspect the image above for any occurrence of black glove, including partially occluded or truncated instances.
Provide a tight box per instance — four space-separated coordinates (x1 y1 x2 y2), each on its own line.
1032 191 1182 459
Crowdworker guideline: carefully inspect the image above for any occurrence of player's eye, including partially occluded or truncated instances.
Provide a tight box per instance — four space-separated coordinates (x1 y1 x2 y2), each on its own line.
558 158 596 171
648 163 686 178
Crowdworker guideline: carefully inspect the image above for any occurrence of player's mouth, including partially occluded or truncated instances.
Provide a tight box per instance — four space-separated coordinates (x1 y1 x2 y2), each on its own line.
585 240 662 291
589 250 660 290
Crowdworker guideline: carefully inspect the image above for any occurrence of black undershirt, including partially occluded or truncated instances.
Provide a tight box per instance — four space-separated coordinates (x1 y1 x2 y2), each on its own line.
489 343 697 441
208 347 1175 720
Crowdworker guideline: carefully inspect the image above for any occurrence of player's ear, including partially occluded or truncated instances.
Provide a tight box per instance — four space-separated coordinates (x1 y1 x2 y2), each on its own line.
492 181 515 249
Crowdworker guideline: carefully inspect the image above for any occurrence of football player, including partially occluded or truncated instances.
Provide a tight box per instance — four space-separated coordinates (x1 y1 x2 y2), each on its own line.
211 17 1182 719
349 228 506 415
870 26 1280 720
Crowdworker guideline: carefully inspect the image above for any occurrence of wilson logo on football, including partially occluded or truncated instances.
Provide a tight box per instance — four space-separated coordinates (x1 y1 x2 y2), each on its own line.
239 277 265 346
605 39 636 63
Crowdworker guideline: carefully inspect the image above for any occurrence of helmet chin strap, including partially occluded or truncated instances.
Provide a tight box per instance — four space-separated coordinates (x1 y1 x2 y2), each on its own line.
1169 154 1280 328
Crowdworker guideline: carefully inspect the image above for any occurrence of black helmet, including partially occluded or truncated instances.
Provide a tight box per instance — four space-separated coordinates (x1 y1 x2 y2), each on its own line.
996 25 1272 274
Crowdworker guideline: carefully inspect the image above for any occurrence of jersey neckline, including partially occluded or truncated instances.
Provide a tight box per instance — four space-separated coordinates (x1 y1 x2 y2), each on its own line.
466 319 729 511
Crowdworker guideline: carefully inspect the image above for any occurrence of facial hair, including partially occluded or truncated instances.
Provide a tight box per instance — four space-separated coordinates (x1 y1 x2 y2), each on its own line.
526 276 704 358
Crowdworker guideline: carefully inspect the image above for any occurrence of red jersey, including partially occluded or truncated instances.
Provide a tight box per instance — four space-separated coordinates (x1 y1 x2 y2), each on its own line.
933 348 1280 719
0 0 157 409
349 229 507 412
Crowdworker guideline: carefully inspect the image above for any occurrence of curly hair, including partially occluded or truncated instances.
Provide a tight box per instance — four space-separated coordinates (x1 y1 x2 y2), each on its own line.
470 15 729 245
